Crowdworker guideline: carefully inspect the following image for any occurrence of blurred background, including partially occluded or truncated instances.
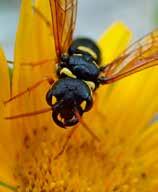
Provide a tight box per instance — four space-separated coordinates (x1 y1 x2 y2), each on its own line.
0 0 157 60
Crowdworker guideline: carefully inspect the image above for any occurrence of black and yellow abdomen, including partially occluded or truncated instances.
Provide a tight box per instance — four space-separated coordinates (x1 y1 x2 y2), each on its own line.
68 38 101 64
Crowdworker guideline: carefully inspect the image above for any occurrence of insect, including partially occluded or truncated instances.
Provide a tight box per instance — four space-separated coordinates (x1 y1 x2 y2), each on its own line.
4 0 158 129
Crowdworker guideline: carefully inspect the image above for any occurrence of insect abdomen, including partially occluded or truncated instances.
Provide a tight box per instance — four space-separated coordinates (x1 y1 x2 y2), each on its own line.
68 38 101 64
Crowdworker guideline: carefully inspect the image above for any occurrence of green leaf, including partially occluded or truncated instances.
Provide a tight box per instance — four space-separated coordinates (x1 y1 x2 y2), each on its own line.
0 181 17 191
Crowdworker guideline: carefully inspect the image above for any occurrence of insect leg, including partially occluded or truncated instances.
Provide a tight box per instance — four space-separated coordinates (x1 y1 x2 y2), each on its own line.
4 76 55 104
20 58 58 67
53 125 78 160
53 109 101 160
74 108 100 142
7 59 58 67
93 92 105 118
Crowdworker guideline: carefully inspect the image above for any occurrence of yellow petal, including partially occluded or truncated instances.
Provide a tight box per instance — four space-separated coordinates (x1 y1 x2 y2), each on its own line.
0 48 17 191
95 22 158 150
98 21 132 65
3 0 157 190
85 22 158 191
10 0 57 150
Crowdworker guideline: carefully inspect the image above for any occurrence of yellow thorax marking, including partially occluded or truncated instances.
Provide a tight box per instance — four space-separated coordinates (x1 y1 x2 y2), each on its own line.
60 67 77 78
78 46 97 60
60 67 95 91
80 100 87 111
52 96 57 105
84 80 95 91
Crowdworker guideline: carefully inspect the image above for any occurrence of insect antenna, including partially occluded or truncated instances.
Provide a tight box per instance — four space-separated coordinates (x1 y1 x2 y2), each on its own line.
4 76 54 104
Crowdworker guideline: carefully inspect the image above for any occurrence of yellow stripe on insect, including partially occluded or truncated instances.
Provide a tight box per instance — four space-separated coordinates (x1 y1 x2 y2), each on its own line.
52 96 57 105
78 46 97 60
84 80 95 91
60 68 77 78
80 100 87 111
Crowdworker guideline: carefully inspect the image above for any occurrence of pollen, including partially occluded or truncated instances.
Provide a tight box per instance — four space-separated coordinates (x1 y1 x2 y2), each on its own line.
13 124 109 191
14 128 65 192
12 118 155 192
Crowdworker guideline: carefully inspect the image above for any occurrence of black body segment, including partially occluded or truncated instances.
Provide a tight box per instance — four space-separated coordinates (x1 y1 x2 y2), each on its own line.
58 54 100 82
68 38 101 63
68 55 100 81
46 38 102 127
46 77 93 127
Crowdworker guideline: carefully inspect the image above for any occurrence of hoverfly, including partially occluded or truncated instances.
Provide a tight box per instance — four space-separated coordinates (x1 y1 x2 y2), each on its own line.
5 0 158 129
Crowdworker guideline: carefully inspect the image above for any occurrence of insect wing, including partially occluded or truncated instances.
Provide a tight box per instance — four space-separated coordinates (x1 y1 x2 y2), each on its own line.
102 29 158 83
49 0 77 58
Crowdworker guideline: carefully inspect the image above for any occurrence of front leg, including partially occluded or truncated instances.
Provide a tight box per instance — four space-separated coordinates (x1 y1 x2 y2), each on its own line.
4 76 55 104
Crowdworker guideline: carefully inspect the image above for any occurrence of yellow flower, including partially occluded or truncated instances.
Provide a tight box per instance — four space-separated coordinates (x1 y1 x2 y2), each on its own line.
0 0 158 191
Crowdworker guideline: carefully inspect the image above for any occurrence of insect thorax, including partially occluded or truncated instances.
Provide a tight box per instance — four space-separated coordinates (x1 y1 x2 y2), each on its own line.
57 38 101 91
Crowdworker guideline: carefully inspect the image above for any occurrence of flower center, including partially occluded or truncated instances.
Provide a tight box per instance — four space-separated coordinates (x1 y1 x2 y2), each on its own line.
13 125 109 192
13 123 149 192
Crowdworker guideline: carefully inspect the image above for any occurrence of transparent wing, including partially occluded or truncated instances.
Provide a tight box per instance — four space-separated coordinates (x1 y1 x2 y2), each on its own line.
49 0 77 58
101 29 158 83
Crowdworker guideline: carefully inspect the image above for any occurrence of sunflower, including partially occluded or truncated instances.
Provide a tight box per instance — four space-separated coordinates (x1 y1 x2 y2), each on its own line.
0 0 158 192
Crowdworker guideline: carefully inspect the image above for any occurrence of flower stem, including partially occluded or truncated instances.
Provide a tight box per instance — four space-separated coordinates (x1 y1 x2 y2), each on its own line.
0 181 17 191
